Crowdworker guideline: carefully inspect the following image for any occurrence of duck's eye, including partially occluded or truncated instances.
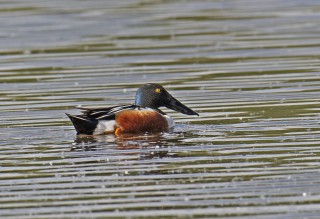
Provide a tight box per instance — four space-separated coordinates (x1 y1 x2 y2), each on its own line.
155 88 161 93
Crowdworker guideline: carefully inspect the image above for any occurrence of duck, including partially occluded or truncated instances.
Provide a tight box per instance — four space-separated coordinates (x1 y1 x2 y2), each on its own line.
66 83 199 135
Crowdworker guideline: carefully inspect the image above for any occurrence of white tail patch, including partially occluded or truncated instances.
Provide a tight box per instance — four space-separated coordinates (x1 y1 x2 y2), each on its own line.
93 120 116 135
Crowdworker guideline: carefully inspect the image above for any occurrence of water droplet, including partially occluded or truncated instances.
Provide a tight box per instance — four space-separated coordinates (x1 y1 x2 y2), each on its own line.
302 192 307 197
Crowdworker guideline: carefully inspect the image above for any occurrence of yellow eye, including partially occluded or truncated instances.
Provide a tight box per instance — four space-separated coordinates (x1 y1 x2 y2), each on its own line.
155 88 161 93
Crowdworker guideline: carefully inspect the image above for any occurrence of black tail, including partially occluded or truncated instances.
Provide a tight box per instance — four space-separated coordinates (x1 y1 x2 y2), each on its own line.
66 113 98 135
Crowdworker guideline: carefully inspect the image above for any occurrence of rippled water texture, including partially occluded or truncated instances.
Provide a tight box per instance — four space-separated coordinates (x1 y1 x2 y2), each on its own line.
1 0 320 218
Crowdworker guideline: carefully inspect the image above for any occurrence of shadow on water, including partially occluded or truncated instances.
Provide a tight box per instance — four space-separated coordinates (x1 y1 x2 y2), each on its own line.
71 131 194 160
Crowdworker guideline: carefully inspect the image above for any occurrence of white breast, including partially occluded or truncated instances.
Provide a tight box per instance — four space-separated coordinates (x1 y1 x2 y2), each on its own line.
164 115 175 129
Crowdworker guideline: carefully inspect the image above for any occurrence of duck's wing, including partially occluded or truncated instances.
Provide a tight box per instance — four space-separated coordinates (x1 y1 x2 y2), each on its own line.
77 104 138 120
66 105 139 135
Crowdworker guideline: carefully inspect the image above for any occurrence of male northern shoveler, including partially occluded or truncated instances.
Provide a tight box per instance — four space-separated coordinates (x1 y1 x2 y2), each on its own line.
66 83 198 135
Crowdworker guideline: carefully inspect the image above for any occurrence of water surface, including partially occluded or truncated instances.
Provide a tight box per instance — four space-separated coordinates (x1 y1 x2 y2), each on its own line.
1 0 320 218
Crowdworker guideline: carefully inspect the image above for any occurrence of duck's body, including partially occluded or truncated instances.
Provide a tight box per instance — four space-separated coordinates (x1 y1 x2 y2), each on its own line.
67 83 198 135
67 105 174 135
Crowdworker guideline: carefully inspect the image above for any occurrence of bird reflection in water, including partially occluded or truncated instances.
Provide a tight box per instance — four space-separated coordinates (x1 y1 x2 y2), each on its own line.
71 133 175 159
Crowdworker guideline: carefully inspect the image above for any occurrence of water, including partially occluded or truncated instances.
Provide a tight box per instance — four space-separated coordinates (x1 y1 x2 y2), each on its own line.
1 0 320 218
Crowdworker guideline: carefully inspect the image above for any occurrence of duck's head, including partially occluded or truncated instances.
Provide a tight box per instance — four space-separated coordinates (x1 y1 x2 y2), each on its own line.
135 83 199 116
